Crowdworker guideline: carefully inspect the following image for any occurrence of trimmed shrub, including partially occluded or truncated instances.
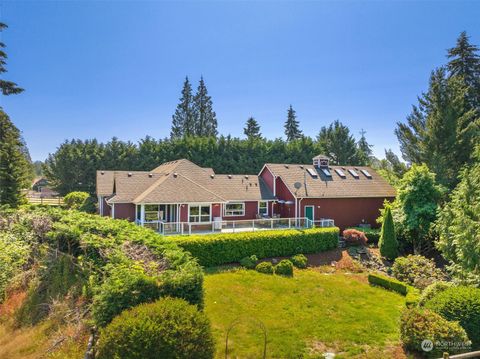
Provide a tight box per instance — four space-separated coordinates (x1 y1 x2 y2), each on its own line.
171 227 339 267
400 308 470 357
368 273 409 295
255 261 274 274
392 255 445 290
96 297 215 359
342 229 368 246
405 287 421 308
347 227 380 245
240 255 258 269
425 286 480 348
418 281 453 307
63 191 93 212
291 254 308 269
275 260 294 276
378 206 399 260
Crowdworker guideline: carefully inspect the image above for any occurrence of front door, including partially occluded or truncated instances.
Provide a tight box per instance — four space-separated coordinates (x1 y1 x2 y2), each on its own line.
304 206 314 222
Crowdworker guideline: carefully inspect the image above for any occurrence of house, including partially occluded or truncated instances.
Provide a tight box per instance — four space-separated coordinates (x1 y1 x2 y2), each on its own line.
96 156 395 233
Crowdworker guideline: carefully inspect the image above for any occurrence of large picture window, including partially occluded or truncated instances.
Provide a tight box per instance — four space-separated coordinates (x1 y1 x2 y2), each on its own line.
189 204 211 223
224 202 245 216
258 201 268 216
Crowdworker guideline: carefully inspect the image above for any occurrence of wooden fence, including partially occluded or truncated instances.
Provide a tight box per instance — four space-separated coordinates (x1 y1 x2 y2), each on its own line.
27 196 64 206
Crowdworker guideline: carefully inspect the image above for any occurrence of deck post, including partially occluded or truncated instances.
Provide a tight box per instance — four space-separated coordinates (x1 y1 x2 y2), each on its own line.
252 220 255 232
189 223 191 235
288 218 291 228
140 204 145 226
271 219 273 229
233 221 235 233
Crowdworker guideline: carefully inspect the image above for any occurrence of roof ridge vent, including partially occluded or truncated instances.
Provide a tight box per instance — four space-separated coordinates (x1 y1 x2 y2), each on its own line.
173 172 178 178
101 171 105 175
228 175 232 179
210 174 215 179
128 172 132 177
148 173 153 178
285 164 289 169
245 175 249 179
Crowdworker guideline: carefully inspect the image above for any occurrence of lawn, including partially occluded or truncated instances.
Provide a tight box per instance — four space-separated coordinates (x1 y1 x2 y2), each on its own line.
204 268 405 358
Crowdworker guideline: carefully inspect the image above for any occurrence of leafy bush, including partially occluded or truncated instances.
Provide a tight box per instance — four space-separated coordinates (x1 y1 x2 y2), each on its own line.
418 281 453 307
96 297 215 359
425 286 480 348
368 273 409 295
342 229 368 246
400 308 470 357
291 254 307 269
378 206 399 260
346 227 380 245
171 227 339 267
0 232 30 301
392 255 445 289
405 287 421 308
255 261 274 274
63 191 91 211
240 255 258 269
275 260 294 276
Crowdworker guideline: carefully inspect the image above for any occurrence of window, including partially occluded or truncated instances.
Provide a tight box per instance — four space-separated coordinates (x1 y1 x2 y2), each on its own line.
224 202 245 216
321 168 332 177
259 201 268 216
144 204 160 222
348 169 359 178
335 168 346 178
361 169 372 178
189 204 211 223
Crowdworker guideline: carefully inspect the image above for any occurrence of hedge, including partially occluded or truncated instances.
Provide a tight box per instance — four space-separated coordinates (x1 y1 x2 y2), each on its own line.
171 227 339 267
368 273 420 307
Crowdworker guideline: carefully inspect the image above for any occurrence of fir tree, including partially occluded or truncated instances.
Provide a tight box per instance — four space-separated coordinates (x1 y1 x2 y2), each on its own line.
0 23 24 96
171 77 195 139
447 31 480 110
356 129 373 165
243 117 261 139
317 120 358 165
379 205 399 260
193 76 217 137
284 105 302 141
0 110 31 206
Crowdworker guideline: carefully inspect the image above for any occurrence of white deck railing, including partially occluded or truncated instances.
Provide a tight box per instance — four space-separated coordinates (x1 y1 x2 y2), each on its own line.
137 217 335 236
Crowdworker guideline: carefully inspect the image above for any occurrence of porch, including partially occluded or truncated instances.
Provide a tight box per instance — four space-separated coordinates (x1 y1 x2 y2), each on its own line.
137 217 335 236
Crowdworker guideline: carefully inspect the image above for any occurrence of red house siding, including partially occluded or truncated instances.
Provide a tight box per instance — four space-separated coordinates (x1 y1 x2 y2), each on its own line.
100 197 111 217
259 167 275 194
299 197 395 230
113 203 135 221
212 203 221 218
180 205 188 222
222 201 259 220
275 177 296 218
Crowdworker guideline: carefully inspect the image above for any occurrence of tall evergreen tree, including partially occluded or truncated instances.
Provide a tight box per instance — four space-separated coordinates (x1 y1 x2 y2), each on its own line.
284 105 302 141
379 205 399 260
0 110 31 206
396 67 479 188
447 31 480 111
356 129 373 165
317 120 358 165
243 117 261 139
193 76 217 137
171 77 195 139
0 23 23 96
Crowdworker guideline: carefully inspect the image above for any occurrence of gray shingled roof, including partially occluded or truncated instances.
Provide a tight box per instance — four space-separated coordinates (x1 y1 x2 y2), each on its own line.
264 163 396 198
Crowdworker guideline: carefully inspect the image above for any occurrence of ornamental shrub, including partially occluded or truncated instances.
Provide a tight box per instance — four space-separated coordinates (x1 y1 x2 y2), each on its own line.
425 286 480 348
96 297 215 359
378 206 399 260
392 255 445 290
400 308 470 357
63 191 91 211
171 227 339 267
240 255 258 269
291 254 308 269
255 261 274 274
418 281 453 307
346 227 380 245
275 260 294 276
342 229 368 246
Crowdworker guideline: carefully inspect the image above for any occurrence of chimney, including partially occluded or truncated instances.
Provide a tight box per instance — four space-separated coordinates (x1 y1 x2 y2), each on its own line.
313 154 329 168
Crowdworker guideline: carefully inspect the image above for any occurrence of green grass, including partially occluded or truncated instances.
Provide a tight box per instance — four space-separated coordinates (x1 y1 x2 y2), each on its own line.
204 269 405 358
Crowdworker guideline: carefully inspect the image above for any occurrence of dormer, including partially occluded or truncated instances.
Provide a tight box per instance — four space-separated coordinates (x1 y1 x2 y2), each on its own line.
313 154 329 169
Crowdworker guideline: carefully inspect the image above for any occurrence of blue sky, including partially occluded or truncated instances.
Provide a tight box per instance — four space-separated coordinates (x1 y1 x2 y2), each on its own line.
1 1 479 161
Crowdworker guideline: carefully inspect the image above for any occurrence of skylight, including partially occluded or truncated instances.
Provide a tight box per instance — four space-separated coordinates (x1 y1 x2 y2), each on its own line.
335 168 346 178
361 169 372 178
321 168 332 177
306 168 318 178
348 169 359 178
